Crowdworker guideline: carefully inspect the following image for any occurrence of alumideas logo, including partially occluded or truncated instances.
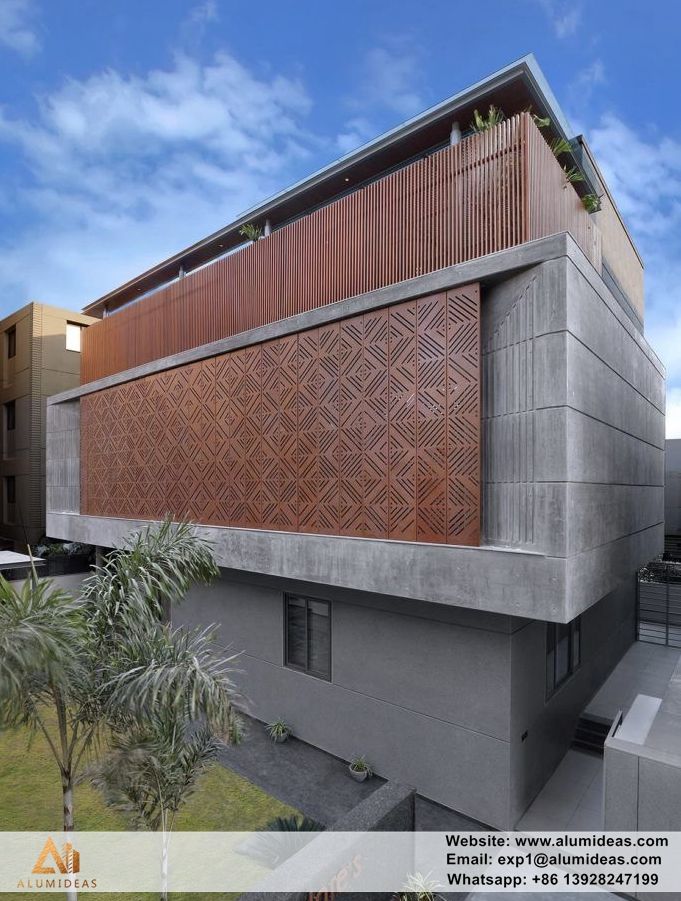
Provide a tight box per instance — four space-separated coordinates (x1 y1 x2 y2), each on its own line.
16 836 97 890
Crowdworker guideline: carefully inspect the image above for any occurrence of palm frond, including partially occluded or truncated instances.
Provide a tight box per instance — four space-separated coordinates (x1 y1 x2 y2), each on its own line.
470 105 505 133
0 575 85 718
550 137 573 158
80 518 218 648
89 718 221 830
107 624 240 738
562 165 585 184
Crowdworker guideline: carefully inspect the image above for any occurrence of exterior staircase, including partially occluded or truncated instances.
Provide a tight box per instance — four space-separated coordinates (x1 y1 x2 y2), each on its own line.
572 714 612 756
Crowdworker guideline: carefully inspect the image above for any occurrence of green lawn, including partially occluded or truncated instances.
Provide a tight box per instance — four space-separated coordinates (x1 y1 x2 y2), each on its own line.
0 720 298 900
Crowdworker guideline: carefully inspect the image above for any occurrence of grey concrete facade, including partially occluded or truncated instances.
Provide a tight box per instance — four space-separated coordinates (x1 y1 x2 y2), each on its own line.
46 234 665 624
665 439 681 536
45 231 664 827
171 567 635 829
45 399 80 515
605 655 681 833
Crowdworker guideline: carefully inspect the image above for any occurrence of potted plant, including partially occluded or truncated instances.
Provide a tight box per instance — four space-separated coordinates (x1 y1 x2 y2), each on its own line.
348 755 373 782
266 719 291 743
394 872 443 901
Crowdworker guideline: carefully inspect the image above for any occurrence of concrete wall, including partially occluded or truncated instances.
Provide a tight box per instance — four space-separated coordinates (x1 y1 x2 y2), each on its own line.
482 252 664 620
605 655 681 840
46 235 666 625
45 399 80 517
665 439 681 536
173 568 635 828
173 569 516 828
48 235 664 621
510 578 635 822
243 782 415 901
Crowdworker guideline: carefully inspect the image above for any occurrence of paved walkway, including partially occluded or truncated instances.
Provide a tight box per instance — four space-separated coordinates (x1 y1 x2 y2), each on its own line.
219 713 486 832
516 749 603 832
585 641 681 721
517 641 681 831
219 715 380 826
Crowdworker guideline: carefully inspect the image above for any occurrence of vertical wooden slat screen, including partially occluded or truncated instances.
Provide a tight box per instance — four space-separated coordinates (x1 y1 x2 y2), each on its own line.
81 114 601 384
81 286 481 546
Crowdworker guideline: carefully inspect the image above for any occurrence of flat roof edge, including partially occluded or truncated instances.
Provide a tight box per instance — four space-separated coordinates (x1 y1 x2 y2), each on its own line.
84 54 573 316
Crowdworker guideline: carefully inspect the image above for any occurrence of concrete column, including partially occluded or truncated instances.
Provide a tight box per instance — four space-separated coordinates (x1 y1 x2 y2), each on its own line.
450 122 462 145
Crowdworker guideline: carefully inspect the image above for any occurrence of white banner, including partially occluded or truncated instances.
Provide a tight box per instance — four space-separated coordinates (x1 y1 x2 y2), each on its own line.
0 830 679 893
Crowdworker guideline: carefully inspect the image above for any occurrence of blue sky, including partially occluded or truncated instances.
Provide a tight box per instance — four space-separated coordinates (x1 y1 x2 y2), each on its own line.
0 0 679 432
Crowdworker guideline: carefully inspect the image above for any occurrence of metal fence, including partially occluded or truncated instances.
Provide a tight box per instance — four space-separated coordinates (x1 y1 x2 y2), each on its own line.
637 561 681 647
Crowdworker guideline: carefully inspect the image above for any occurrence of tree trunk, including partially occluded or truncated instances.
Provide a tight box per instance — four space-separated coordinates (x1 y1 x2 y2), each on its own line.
62 776 77 901
160 835 169 901
62 776 74 831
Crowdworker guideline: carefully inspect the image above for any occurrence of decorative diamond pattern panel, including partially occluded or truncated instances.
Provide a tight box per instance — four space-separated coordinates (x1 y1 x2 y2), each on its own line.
81 286 481 545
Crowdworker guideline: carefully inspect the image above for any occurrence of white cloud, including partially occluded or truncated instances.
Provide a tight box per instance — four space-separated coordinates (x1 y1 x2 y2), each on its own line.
569 60 605 107
0 51 314 310
188 0 218 25
357 44 423 118
667 389 681 439
0 0 39 56
335 38 424 154
536 0 582 37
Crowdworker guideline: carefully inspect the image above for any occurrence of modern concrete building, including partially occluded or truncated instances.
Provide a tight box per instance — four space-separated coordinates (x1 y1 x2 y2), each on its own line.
45 56 665 829
0 302 95 549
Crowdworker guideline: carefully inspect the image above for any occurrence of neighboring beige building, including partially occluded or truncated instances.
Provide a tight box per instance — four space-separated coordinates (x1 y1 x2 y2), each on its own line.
0 303 96 549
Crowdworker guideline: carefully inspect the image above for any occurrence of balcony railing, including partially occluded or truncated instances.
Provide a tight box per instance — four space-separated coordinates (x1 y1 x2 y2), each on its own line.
81 113 601 383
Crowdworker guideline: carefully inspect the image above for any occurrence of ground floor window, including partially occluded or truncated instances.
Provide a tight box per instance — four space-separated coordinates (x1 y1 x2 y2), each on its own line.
546 616 581 697
285 594 331 680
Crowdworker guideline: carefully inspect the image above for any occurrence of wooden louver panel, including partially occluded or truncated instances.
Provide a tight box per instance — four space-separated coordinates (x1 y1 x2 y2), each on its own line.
81 114 600 384
81 285 481 546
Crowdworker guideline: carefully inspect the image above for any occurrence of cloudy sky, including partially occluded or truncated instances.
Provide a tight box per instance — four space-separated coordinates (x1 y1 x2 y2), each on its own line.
0 0 679 432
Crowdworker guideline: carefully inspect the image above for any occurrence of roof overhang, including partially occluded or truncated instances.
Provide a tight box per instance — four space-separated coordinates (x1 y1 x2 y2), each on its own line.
84 54 576 318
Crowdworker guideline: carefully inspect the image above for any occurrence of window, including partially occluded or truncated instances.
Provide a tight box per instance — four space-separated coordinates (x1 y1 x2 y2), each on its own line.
5 475 15 505
546 616 581 697
6 326 15 359
66 322 83 352
5 401 15 431
285 594 331 680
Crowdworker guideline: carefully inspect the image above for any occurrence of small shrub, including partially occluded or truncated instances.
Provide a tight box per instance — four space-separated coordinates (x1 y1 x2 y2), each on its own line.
239 223 262 242
470 105 505 133
349 754 373 776
237 814 323 868
266 719 291 741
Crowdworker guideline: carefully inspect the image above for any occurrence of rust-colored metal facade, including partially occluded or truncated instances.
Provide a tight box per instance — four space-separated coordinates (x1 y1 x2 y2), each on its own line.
81 114 600 383
81 285 481 545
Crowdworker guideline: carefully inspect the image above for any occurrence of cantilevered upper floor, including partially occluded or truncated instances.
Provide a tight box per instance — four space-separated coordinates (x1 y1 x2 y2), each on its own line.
46 58 662 623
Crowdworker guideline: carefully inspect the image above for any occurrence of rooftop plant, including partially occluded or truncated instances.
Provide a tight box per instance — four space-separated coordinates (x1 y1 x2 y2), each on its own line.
239 222 263 242
469 104 505 133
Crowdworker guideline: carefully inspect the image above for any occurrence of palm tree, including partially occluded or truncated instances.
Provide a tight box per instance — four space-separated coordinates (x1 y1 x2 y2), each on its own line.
89 624 241 900
0 519 233 852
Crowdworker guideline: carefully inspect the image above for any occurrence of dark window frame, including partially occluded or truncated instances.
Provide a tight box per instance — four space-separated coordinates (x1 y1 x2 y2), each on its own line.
546 616 581 699
5 400 15 431
6 326 16 359
284 593 331 681
5 475 15 505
